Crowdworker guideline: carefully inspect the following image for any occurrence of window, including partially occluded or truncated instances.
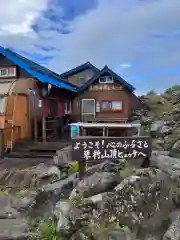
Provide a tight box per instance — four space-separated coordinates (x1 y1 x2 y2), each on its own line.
64 102 71 114
0 96 6 113
0 67 16 78
101 100 122 112
99 76 114 84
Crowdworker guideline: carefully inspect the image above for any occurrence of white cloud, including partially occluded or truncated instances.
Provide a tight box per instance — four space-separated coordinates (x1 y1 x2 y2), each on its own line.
49 0 180 72
0 0 180 93
0 0 50 35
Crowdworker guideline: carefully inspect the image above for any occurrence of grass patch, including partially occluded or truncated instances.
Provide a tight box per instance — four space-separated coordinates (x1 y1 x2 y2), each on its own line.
149 102 173 116
29 216 63 240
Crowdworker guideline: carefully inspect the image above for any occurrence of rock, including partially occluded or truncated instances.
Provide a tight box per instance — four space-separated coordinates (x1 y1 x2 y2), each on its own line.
160 126 173 136
85 160 120 177
0 163 61 189
169 209 180 222
33 163 61 182
56 211 71 234
145 234 161 240
70 226 93 240
163 215 180 239
88 192 108 204
171 139 180 155
97 168 176 236
0 195 21 219
150 153 180 178
54 200 71 218
70 225 136 240
141 116 153 125
11 190 38 212
69 172 121 199
24 174 78 218
0 218 28 239
152 139 165 151
152 151 170 156
150 120 165 136
42 173 78 196
55 145 72 167
0 170 39 188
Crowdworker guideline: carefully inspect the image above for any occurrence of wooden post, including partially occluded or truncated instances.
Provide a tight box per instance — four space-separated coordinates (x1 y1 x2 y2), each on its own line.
0 130 4 158
79 160 86 180
82 128 87 136
34 118 38 141
42 117 46 142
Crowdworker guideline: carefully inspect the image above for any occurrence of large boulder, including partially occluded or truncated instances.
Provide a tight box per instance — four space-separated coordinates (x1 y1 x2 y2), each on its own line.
150 152 180 178
69 172 121 199
95 168 176 237
163 215 180 239
0 218 28 239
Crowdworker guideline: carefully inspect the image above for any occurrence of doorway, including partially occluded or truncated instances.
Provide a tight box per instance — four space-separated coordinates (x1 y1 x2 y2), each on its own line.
81 99 95 121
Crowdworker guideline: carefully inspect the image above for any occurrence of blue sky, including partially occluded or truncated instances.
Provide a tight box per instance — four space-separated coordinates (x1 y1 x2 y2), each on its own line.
0 0 180 94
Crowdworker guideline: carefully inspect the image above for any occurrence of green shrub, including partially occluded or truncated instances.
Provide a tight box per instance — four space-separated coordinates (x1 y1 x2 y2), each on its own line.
147 90 156 95
68 161 79 175
165 85 180 93
29 216 60 240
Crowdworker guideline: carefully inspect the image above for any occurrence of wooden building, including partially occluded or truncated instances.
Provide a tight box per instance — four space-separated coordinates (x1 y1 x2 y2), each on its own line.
0 47 77 150
60 63 149 123
0 46 150 147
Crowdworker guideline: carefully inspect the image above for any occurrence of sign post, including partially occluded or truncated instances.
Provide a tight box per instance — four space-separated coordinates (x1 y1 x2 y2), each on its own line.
72 136 152 178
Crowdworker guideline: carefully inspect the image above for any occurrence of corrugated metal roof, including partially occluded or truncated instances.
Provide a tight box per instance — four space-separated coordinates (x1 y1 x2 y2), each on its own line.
0 81 15 95
0 46 77 92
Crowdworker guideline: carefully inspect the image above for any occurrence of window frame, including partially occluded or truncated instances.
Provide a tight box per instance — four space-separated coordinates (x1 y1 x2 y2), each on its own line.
100 99 123 113
81 98 95 115
99 76 114 84
0 66 17 78
64 101 71 114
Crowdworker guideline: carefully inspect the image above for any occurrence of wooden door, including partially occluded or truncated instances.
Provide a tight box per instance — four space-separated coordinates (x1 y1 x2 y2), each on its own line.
14 94 29 140
81 99 95 121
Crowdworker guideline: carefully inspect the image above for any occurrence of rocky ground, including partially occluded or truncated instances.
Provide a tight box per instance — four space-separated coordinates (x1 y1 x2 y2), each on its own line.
1 87 180 239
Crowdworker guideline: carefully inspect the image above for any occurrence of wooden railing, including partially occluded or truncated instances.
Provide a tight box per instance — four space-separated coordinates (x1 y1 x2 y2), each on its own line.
0 126 21 156
33 116 71 142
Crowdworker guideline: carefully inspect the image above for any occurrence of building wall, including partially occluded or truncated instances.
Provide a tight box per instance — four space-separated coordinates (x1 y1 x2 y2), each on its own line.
0 54 15 65
0 54 43 143
130 93 149 113
72 82 132 121
66 69 96 86
1 79 43 145
38 85 74 117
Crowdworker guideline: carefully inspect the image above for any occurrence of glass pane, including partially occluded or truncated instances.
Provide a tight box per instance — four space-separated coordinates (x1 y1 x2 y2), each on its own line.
0 69 8 76
112 101 122 110
82 100 95 114
102 101 112 110
65 102 71 112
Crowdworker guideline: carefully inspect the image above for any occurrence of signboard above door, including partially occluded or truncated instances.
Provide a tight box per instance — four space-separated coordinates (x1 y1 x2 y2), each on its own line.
89 84 123 91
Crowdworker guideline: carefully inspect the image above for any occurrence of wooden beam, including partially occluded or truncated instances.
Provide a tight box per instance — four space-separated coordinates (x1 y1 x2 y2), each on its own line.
34 118 38 141
42 117 46 142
